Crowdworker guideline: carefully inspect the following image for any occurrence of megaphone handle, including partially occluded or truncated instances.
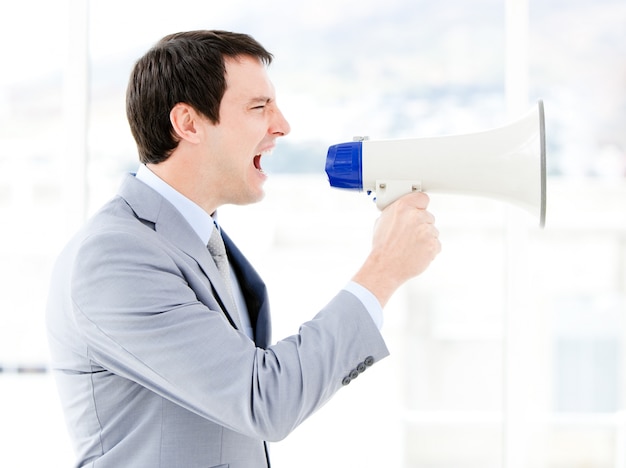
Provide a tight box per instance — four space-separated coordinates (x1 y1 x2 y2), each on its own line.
374 180 423 210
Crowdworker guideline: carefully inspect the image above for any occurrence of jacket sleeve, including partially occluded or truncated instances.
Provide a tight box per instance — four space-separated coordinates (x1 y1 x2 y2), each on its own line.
69 228 390 442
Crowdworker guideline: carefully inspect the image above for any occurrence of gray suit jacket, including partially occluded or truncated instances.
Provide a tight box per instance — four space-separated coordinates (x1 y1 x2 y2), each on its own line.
46 174 389 468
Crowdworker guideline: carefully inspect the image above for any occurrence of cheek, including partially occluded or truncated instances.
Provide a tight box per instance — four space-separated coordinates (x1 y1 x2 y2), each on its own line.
235 131 265 161
212 119 266 170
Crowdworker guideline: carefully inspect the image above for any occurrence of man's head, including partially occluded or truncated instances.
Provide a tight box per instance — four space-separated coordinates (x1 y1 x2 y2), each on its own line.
127 30 290 213
126 30 274 164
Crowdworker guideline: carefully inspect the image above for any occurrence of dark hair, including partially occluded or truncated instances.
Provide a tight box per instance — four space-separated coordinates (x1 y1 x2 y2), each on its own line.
126 30 273 164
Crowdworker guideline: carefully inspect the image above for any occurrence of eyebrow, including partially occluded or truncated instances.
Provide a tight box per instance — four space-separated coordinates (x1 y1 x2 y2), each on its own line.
247 96 273 106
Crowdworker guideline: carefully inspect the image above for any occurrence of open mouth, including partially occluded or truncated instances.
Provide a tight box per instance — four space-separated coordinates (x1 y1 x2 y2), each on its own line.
254 149 273 175
254 154 263 173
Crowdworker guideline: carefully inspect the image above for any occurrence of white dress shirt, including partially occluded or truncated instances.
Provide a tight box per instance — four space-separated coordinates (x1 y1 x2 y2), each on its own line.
135 165 383 334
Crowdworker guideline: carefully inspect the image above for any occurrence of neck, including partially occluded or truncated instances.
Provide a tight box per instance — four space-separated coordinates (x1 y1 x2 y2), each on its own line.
146 156 220 215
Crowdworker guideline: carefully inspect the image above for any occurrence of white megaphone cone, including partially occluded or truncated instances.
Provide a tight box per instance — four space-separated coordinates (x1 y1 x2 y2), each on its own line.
326 101 547 227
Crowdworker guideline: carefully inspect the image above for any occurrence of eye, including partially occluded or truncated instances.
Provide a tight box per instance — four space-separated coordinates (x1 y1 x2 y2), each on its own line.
249 98 272 111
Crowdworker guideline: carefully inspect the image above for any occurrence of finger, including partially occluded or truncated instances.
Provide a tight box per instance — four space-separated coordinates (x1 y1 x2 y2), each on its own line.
430 225 440 238
426 226 442 252
417 221 439 238
416 210 435 225
393 191 430 210
409 191 430 209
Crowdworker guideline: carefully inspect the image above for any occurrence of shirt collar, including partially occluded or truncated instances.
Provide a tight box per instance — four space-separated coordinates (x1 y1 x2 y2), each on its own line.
135 164 215 245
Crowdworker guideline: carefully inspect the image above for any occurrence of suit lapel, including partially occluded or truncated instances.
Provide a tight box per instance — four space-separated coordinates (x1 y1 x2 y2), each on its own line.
117 174 244 332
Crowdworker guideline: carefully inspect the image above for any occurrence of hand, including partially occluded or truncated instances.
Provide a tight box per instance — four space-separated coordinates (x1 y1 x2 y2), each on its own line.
353 191 441 307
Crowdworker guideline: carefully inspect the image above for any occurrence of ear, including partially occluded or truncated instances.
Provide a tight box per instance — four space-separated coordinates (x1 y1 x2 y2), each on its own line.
169 103 203 144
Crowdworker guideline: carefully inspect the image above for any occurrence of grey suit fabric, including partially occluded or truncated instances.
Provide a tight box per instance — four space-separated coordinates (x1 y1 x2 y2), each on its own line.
46 174 389 468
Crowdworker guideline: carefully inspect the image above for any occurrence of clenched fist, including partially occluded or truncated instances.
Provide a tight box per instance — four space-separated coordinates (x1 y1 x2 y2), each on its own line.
353 191 441 308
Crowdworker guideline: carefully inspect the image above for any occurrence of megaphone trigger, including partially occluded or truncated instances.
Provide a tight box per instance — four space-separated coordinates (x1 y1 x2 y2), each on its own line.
374 180 423 210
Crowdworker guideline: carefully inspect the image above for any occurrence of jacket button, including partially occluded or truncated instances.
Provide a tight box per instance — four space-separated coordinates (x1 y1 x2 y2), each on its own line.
364 356 375 367
357 362 367 373
342 376 352 386
349 369 359 380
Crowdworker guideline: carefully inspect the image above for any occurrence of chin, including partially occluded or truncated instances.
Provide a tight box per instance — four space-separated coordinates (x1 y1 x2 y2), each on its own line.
234 189 265 206
251 191 266 204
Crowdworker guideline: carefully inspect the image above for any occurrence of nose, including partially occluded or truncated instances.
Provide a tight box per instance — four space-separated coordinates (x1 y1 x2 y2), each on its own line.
271 107 291 137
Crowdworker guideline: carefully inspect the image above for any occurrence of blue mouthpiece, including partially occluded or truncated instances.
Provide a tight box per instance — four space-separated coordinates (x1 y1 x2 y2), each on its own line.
325 141 363 190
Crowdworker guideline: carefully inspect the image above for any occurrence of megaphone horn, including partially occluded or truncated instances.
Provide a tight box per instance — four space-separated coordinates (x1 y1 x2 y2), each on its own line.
325 100 547 228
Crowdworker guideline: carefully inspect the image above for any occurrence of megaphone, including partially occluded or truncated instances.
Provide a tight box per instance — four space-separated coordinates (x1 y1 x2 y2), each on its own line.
325 101 547 227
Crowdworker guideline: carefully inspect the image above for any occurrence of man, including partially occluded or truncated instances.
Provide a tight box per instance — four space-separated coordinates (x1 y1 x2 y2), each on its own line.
46 30 440 468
